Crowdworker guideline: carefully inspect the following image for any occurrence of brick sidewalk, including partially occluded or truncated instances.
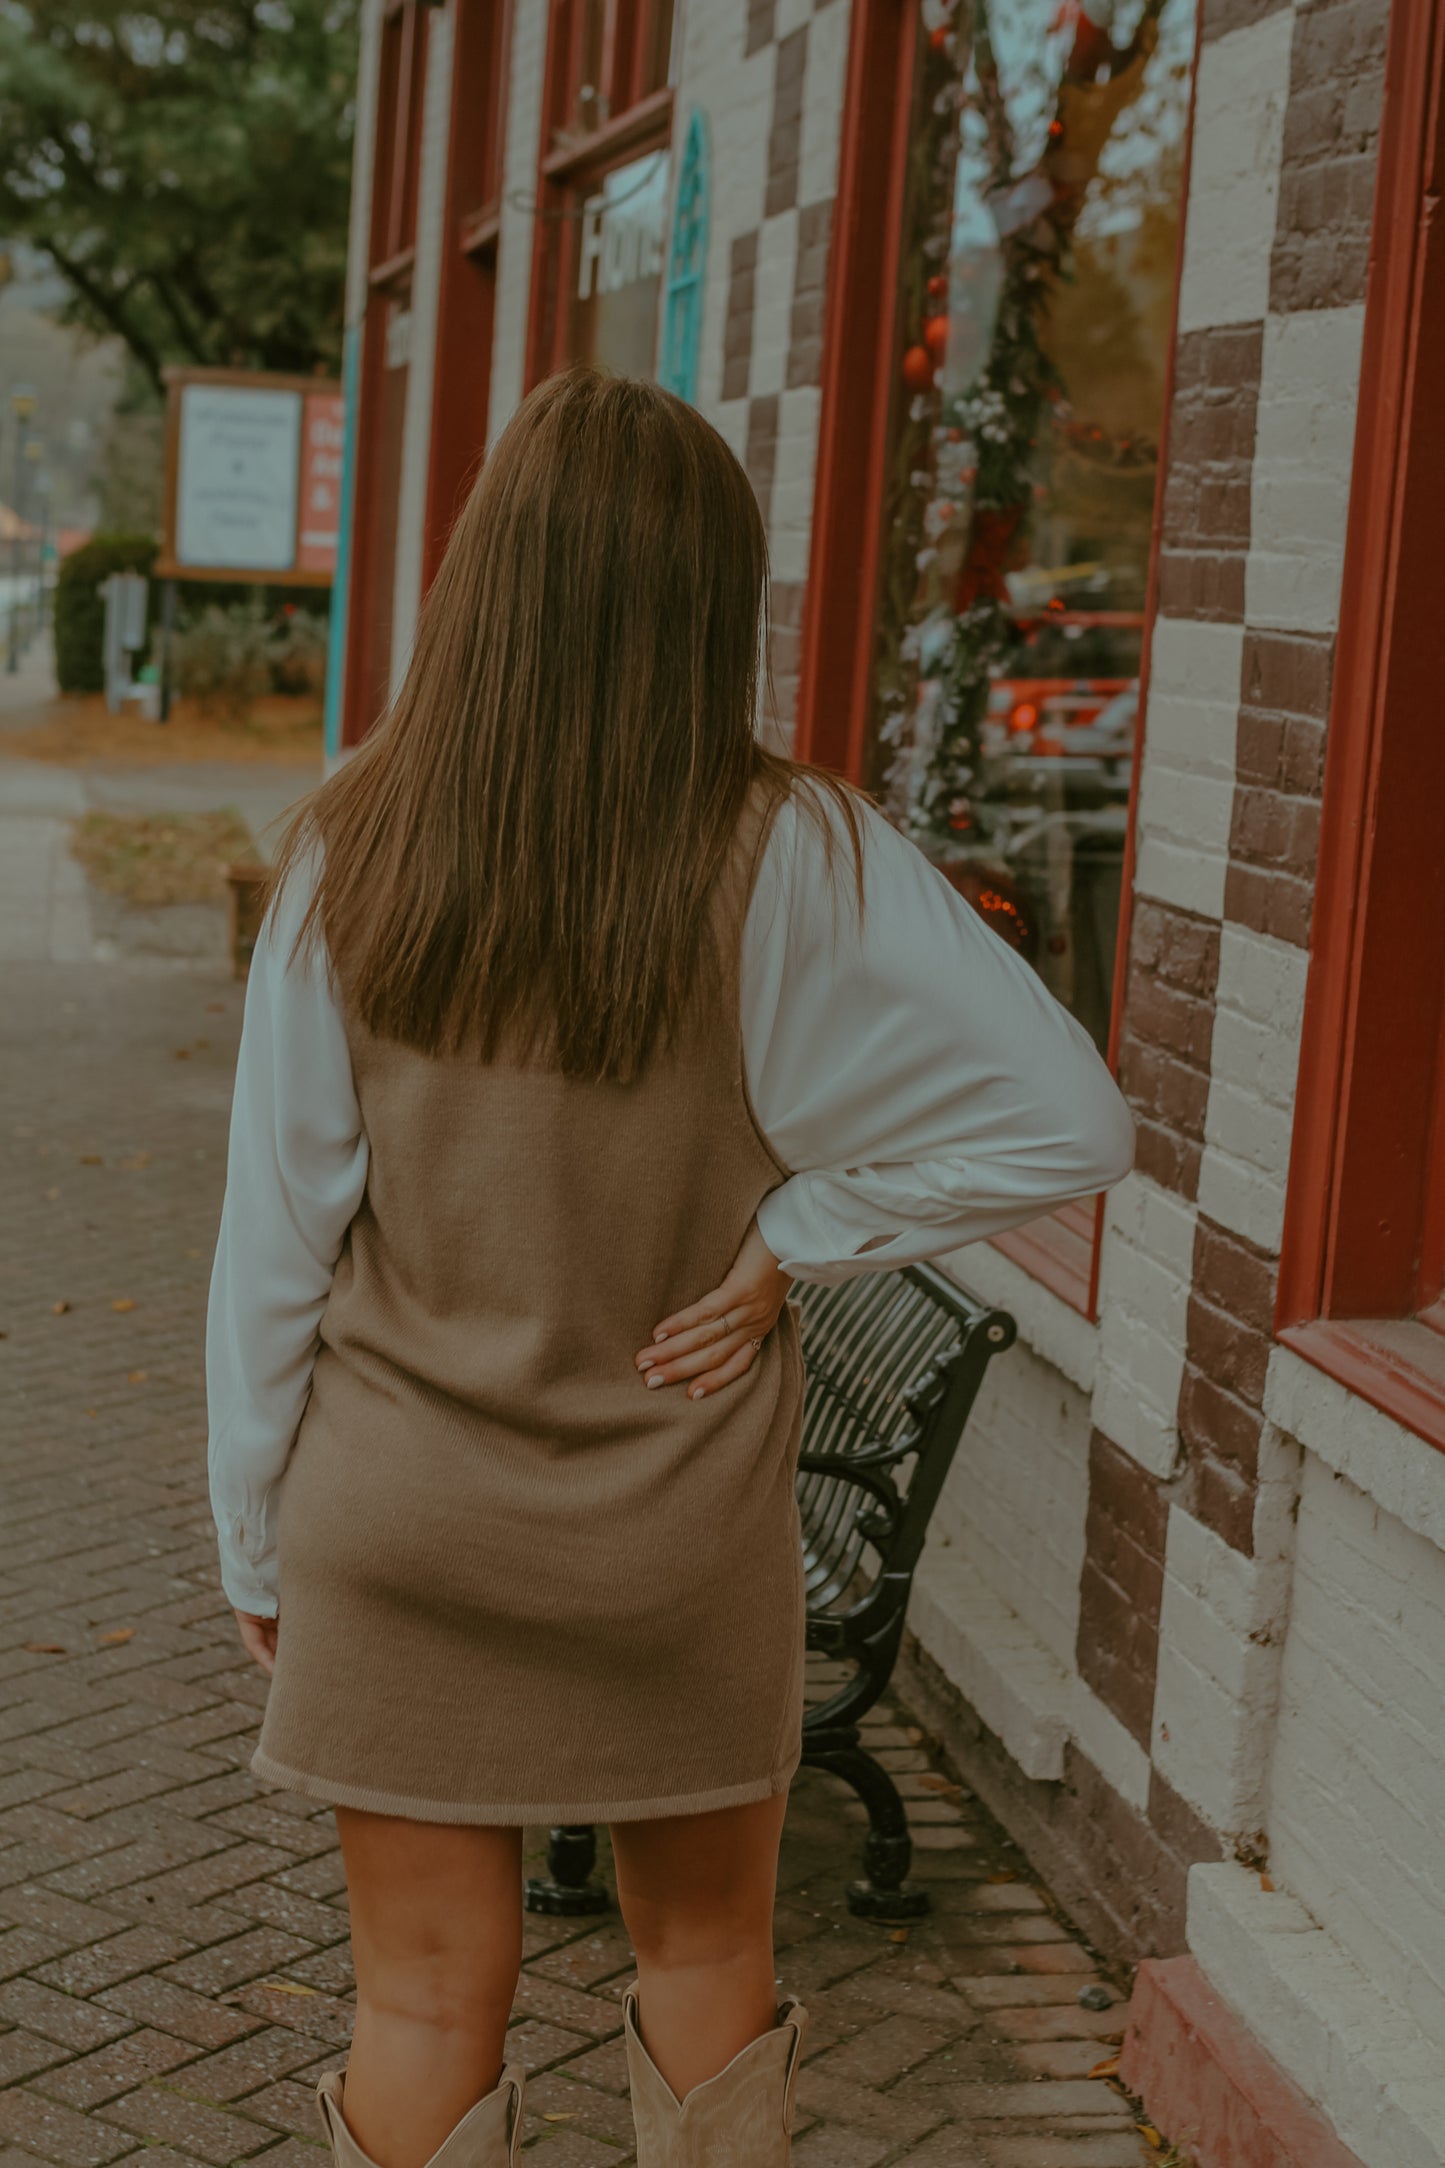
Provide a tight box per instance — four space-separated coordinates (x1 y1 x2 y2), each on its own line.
0 957 1158 2168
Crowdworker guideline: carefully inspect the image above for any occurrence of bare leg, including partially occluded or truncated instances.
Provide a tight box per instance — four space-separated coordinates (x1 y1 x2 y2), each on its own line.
334 1809 523 2168
610 1791 788 2099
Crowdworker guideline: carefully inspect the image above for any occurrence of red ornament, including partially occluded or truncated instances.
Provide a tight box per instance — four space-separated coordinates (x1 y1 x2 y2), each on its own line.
926 273 949 298
901 344 935 391
924 314 949 361
929 24 950 50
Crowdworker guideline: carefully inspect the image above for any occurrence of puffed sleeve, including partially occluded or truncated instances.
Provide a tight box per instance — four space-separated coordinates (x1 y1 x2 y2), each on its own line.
206 856 368 1616
742 788 1135 1283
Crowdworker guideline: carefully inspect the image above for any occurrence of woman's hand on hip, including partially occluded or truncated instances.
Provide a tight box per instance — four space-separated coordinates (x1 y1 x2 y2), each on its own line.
234 1609 278 1676
636 1219 793 1400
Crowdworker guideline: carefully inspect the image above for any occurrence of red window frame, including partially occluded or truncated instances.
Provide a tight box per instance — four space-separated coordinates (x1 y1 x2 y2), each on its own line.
794 0 1201 1317
1276 0 1445 1450
341 0 435 750
524 0 675 387
424 0 514 588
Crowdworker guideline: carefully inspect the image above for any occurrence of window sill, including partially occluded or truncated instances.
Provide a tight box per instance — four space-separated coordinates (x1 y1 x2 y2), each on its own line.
1278 1316 1445 1455
991 1197 1098 1318
542 86 674 185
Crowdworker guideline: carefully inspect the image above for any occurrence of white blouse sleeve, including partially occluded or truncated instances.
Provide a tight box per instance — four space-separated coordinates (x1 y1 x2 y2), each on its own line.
206 857 368 1617
743 789 1135 1283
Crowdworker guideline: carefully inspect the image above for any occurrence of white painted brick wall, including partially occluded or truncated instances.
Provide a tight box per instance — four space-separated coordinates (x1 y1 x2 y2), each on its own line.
1246 305 1367 634
1090 1172 1196 1481
1151 1502 1293 1837
487 0 548 447
1131 616 1243 919
797 0 849 209
771 384 822 581
677 15 774 422
1175 10 1294 335
1265 1344 1445 1555
389 5 454 698
1197 924 1309 1252
929 1334 1091 1673
751 209 800 399
1267 1452 1445 2051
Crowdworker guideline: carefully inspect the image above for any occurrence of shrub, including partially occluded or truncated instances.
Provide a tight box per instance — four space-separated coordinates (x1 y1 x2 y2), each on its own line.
170 603 274 723
269 605 329 698
53 533 159 694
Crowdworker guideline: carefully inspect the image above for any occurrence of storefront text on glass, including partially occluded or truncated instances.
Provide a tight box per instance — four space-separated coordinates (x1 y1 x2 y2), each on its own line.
572 152 670 378
874 0 1194 1052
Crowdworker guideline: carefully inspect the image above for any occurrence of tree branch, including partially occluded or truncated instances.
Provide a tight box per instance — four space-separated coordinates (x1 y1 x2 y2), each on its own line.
36 236 167 394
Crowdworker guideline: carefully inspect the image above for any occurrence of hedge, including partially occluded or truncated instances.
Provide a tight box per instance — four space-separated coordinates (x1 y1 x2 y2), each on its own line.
54 533 160 694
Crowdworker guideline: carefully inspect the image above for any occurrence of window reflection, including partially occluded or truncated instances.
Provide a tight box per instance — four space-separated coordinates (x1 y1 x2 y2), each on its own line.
873 0 1195 1052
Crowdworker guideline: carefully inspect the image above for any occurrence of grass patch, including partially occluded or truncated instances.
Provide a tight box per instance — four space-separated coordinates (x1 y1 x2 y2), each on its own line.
70 808 257 908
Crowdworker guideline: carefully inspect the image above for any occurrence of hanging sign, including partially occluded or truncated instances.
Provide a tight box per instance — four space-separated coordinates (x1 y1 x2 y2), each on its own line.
158 366 343 586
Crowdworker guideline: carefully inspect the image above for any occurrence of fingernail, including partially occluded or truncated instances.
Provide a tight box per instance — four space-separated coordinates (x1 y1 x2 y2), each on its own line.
647 1373 665 1389
690 1385 705 1401
638 1354 656 1370
654 1330 669 1343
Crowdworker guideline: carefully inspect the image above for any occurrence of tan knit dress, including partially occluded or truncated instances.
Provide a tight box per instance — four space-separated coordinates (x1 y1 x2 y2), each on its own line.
252 785 806 1824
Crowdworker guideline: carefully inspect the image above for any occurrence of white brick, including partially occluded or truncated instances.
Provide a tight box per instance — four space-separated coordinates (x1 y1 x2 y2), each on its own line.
1264 1343 1445 1554
1070 1678 1151 1813
676 15 774 419
1197 928 1307 1249
1132 616 1243 917
770 383 822 578
931 1338 1091 1671
1176 11 1294 333
798 0 850 209
488 0 548 448
389 5 453 696
910 1545 1072 1782
1091 1174 1195 1479
750 209 799 400
1151 1506 1292 1835
1190 1862 1445 2168
1267 1456 1445 2055
1246 306 1367 634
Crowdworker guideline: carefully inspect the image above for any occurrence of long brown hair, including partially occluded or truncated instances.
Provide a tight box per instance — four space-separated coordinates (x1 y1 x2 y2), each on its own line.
274 367 861 1080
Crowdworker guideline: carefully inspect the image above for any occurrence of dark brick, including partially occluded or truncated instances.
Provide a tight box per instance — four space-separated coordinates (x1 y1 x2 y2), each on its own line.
745 0 776 57
788 198 834 389
745 391 782 528
0 1975 135 2050
0 2090 136 2168
98 2086 275 2164
765 27 808 219
721 230 758 403
1184 1292 1271 1405
1076 1435 1169 1750
97 1973 262 2048
1270 0 1388 310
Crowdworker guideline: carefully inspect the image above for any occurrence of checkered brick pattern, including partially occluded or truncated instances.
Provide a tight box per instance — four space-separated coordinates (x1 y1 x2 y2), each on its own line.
679 0 848 743
0 954 1159 2163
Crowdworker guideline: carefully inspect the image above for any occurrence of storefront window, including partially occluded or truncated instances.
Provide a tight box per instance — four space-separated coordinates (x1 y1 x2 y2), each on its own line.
569 149 670 374
529 0 679 384
872 0 1196 1053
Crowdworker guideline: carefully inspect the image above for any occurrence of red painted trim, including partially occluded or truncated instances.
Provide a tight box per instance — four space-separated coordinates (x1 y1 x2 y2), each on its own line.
1122 1956 1368 2168
994 1201 1095 1316
1280 1320 1445 1456
423 0 514 593
1277 0 1445 1349
792 0 916 777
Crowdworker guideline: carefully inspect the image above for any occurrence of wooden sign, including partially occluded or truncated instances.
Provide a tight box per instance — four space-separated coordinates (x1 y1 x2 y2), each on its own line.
158 366 343 586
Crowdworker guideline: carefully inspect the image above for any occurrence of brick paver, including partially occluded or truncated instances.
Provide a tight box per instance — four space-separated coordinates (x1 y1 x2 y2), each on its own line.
0 954 1159 2165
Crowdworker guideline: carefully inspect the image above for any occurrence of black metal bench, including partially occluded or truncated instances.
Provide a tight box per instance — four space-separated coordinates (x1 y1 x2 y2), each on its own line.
525 1263 1016 1922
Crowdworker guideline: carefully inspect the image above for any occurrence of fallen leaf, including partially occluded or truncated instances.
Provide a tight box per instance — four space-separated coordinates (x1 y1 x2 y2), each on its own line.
1260 1873 1275 1892
917 1773 960 1795
174 1048 191 1061
99 1628 136 1646
988 1870 1017 1885
888 1928 910 1944
86 1409 97 1418
79 1153 103 1165
257 1980 321 1997
24 1642 67 1655
540 2115 576 2125
112 1298 136 1313
127 1370 148 1384
194 1038 209 1051
1139 2125 1163 2149
51 1299 72 1315
1089 2055 1121 2078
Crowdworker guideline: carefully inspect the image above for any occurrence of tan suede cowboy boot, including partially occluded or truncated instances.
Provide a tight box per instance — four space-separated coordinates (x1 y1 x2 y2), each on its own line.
623 1987 807 2165
315 2065 524 2168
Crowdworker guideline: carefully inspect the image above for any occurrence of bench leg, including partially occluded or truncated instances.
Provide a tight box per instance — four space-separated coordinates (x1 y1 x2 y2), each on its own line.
523 1824 610 1916
808 1743 930 1920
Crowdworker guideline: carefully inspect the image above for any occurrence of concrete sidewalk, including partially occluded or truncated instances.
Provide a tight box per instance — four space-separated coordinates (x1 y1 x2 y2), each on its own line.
0 952 1160 2166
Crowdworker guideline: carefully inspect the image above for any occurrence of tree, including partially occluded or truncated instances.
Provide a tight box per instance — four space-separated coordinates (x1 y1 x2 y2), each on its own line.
0 1 360 394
